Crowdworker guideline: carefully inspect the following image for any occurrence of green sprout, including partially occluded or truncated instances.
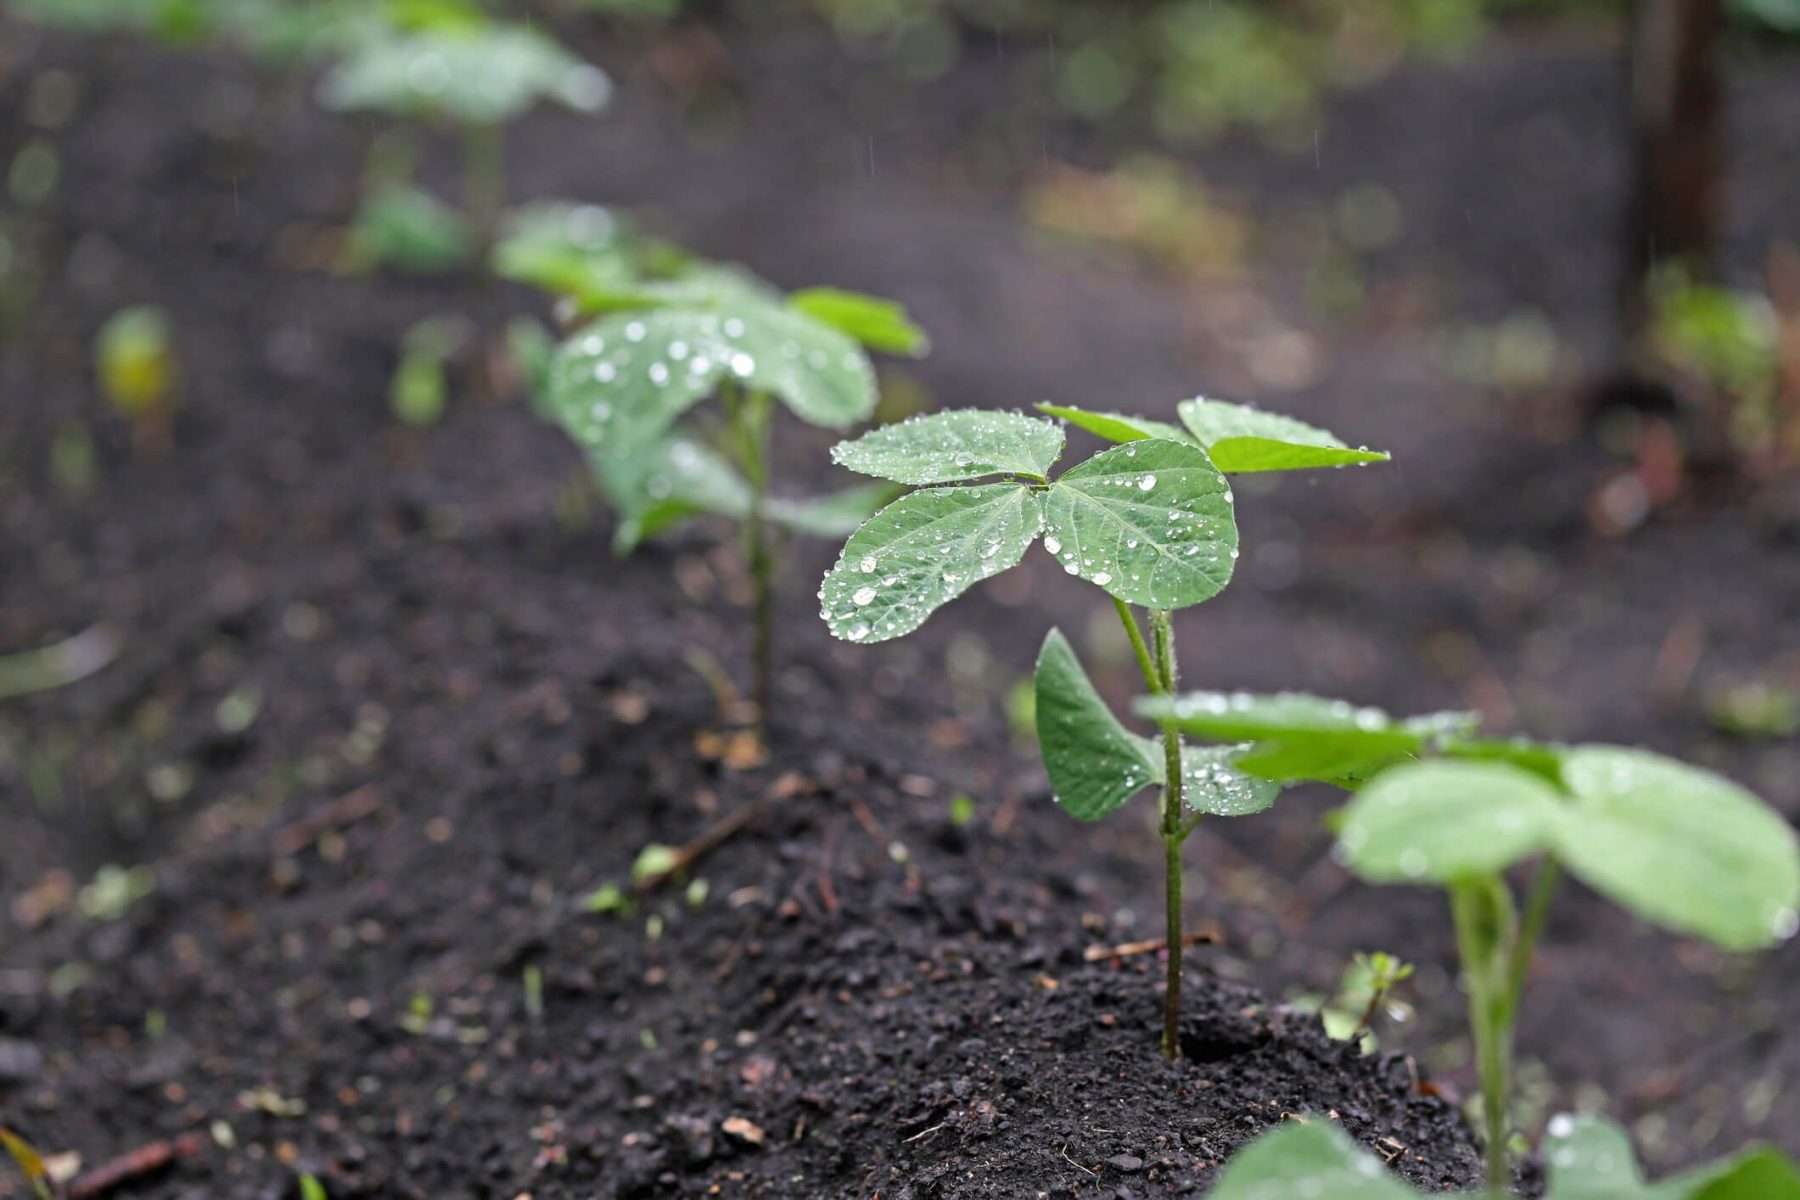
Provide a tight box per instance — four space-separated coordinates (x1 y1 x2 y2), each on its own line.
94 304 179 450
543 267 927 725
390 315 468 428
1136 691 1800 1190
822 399 1387 1057
319 8 610 252
1210 1113 1799 1200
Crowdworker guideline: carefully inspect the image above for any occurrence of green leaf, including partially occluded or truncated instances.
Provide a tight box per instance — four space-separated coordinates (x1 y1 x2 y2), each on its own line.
0 1126 53 1200
820 484 1040 643
1542 1114 1800 1200
1209 1121 1417 1200
1176 397 1389 473
1177 743 1281 817
318 26 610 124
346 182 473 274
1039 439 1238 609
788 287 929 356
1338 761 1565 883
1439 736 1568 786
729 303 877 430
1664 1146 1800 1200
831 410 1064 485
493 202 634 301
592 435 750 554
299 1173 330 1200
1551 747 1800 951
550 310 729 452
1034 629 1160 821
1035 402 1188 445
766 483 899 539
1137 691 1477 785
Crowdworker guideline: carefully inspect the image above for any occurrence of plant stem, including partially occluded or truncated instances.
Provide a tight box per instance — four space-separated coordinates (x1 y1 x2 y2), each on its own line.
1113 597 1159 694
1506 859 1561 1017
1151 608 1186 1061
728 388 776 730
462 120 505 260
1450 880 1515 1193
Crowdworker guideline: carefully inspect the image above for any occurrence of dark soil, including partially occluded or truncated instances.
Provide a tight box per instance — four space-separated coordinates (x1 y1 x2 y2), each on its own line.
2 7 1798 1198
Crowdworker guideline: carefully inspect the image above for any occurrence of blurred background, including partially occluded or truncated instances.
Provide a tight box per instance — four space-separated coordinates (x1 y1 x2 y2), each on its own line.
2 0 1798 1192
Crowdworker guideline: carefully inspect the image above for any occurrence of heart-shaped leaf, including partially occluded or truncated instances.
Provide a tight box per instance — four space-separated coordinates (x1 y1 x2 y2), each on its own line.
820 484 1040 643
789 288 929 356
1039 439 1238 610
1177 397 1389 473
1337 761 1565 883
1551 747 1800 951
1035 402 1188 446
1034 629 1161 821
1209 1121 1416 1200
831 410 1065 485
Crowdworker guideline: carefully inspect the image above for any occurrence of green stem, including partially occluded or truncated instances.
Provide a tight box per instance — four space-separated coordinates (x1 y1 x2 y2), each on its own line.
1450 880 1514 1193
462 120 505 260
1151 608 1186 1061
728 388 775 730
1113 597 1160 694
1506 859 1561 1019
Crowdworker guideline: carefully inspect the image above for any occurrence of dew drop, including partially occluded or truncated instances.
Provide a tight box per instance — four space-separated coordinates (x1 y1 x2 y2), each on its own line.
852 586 877 606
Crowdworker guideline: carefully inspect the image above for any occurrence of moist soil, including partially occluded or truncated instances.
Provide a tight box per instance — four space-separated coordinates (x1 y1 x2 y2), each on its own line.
2 9 1799 1199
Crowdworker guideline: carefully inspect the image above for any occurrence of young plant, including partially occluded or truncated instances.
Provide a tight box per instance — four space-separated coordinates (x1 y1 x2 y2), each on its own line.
1210 1113 1799 1200
821 400 1387 1058
1137 690 1800 1190
318 4 610 252
541 266 927 724
94 304 179 451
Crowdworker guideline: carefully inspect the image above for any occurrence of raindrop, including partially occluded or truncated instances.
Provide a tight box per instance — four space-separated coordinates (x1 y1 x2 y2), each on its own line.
1138 474 1157 491
852 586 877 606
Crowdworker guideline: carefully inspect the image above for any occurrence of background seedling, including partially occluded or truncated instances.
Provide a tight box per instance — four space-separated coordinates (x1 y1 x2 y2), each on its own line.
390 314 469 428
1210 1114 1800 1200
824 400 1386 1057
318 4 610 254
94 304 179 451
1139 689 1800 1189
544 266 926 725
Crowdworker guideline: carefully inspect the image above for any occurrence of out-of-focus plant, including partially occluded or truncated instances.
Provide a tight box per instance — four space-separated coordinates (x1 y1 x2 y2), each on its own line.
0 1126 53 1200
94 305 179 450
390 315 469 427
318 3 611 251
1647 267 1786 459
1211 1113 1800 1200
1139 690 1800 1190
542 264 926 725
1023 156 1251 278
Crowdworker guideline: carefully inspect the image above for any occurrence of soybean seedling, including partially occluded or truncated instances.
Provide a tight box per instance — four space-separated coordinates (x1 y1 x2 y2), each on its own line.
542 266 927 725
1209 1113 1799 1200
822 400 1388 1058
1137 691 1800 1190
94 304 179 451
318 3 610 254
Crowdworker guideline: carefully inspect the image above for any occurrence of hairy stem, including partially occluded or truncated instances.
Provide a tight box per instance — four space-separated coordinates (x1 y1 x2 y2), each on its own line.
1450 880 1515 1193
1151 608 1186 1061
1113 597 1160 694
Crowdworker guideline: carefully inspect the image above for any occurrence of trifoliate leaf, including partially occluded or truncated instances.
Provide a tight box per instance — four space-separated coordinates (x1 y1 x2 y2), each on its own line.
820 484 1040 643
319 26 611 124
1177 397 1389 473
1039 439 1238 610
831 410 1065 485
1034 629 1161 821
1035 402 1188 445
1337 761 1565 883
1551 747 1800 951
1208 1121 1416 1200
788 287 929 356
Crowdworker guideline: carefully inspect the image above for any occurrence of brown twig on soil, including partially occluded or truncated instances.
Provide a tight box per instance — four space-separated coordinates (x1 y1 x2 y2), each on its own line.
272 784 384 857
631 795 777 896
815 819 841 916
1082 926 1219 963
64 1134 202 1200
1058 1145 1098 1178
